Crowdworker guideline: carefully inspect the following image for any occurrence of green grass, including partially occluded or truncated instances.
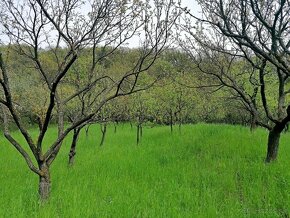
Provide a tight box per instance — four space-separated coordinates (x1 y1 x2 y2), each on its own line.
1 123 290 217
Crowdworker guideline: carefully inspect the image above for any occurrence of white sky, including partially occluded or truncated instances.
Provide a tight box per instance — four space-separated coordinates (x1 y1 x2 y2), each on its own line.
181 0 198 12
128 0 200 47
0 0 200 47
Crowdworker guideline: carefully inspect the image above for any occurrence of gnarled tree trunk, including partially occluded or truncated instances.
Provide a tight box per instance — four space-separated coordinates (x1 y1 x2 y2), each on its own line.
68 128 81 166
266 129 281 162
38 162 51 201
265 106 290 162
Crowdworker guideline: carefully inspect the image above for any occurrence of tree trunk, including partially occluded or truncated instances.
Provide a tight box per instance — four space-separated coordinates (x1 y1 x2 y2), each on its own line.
265 122 286 163
68 128 81 166
85 124 91 137
170 111 173 133
285 123 289 133
114 121 118 133
265 129 281 162
140 124 143 137
38 162 51 201
265 108 290 162
100 123 107 146
250 122 257 132
137 124 140 145
250 118 257 132
178 123 182 133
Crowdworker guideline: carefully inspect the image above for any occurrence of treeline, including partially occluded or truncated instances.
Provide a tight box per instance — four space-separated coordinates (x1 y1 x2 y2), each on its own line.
0 45 253 130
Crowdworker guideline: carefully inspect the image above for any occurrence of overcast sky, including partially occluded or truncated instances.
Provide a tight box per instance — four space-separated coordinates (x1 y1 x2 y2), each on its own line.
0 0 200 47
181 0 198 13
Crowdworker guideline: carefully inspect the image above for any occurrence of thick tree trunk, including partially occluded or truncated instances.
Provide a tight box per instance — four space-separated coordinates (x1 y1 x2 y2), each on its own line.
265 129 281 163
38 162 51 201
285 123 289 133
100 123 107 146
266 130 281 163
265 107 290 162
265 122 287 163
68 128 81 165
250 115 257 132
250 122 257 132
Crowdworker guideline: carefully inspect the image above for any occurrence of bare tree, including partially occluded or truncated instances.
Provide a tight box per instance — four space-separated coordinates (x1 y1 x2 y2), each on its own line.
131 91 149 144
0 0 180 200
179 0 290 162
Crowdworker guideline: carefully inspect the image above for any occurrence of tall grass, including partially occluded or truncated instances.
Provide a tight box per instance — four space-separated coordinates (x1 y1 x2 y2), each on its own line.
1 124 290 217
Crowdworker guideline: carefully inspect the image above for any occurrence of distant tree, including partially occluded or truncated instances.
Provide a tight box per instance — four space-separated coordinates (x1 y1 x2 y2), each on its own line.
180 0 290 162
65 46 167 163
109 97 130 133
97 103 111 147
129 91 151 144
149 52 197 131
0 0 180 200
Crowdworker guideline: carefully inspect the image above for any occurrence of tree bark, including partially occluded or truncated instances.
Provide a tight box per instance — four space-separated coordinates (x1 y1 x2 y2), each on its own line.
68 128 81 165
38 162 51 201
266 106 290 162
100 123 107 146
250 114 257 132
265 120 288 163
85 124 91 137
285 123 289 133
265 129 281 162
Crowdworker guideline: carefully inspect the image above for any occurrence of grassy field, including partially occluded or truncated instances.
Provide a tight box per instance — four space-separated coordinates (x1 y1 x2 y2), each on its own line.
1 123 290 217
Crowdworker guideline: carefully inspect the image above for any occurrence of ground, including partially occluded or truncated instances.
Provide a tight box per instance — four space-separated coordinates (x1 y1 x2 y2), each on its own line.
1 124 290 217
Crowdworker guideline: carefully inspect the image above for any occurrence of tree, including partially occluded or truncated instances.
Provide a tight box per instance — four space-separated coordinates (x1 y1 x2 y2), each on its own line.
0 0 180 200
130 90 153 144
180 0 290 162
